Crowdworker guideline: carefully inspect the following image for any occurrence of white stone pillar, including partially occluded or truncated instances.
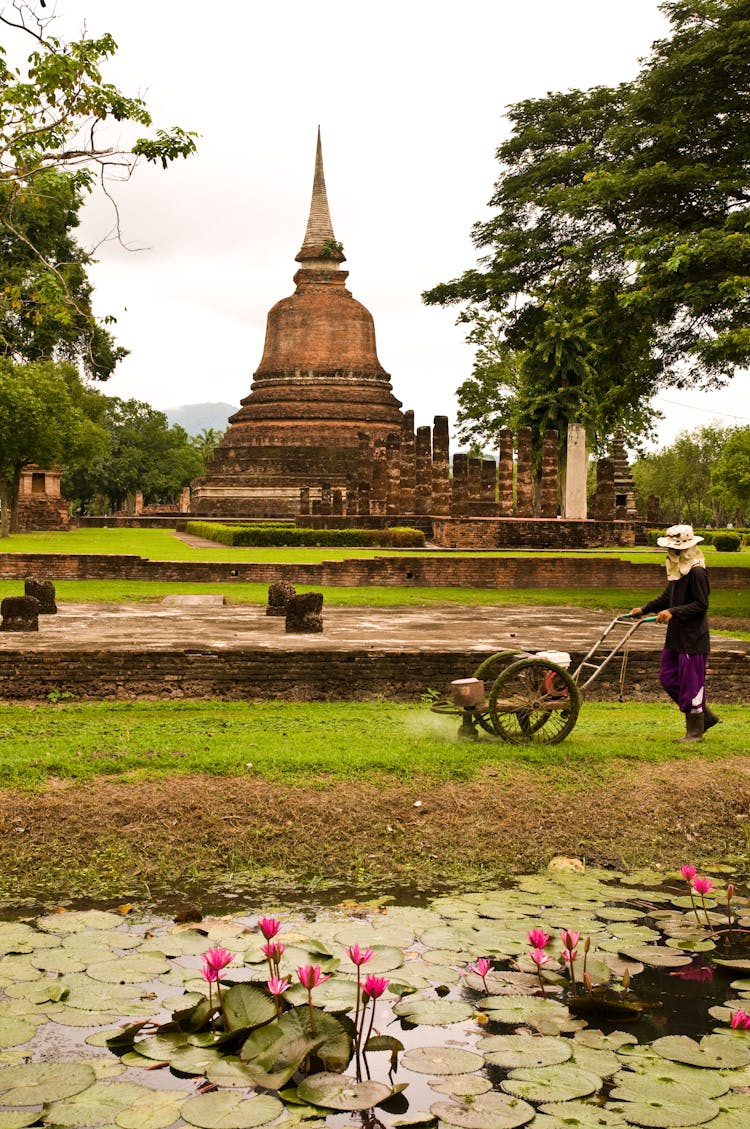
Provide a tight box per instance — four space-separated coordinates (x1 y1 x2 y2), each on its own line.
565 423 588 520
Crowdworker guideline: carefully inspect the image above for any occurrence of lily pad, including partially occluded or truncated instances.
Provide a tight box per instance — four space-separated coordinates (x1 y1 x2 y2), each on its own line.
0 1113 43 1129
401 1047 484 1075
606 1092 719 1126
0 1062 96 1105
37 910 125 933
538 1102 629 1127
86 953 170 984
115 1088 188 1129
502 1065 603 1104
297 1072 392 1110
43 1080 147 1126
0 1018 35 1050
429 1091 536 1129
651 1034 750 1069
394 996 474 1026
479 1034 572 1069
181 1091 283 1128
479 994 581 1033
429 1074 492 1097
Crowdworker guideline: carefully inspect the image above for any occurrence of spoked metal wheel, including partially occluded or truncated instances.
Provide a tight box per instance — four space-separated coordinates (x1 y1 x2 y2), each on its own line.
488 659 581 745
471 651 527 736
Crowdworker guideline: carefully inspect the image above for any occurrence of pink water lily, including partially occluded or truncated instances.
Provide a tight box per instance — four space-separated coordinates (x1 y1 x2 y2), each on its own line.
560 930 581 951
258 916 281 940
680 864 697 882
527 929 551 949
297 964 330 990
202 947 236 975
468 958 492 978
201 964 220 984
529 948 550 967
727 884 736 902
267 975 290 997
692 876 714 897
262 941 285 962
345 944 374 967
730 1009 750 1030
669 965 713 982
362 974 390 1001
561 947 578 964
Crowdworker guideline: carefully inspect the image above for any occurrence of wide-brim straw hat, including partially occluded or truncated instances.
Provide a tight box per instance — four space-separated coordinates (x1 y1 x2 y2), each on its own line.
657 524 704 550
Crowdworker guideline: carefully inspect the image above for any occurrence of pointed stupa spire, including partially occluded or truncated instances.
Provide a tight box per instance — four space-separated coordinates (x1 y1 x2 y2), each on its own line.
296 128 346 268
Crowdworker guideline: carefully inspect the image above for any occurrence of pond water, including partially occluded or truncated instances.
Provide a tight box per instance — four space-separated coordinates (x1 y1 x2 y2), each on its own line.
1 866 750 1129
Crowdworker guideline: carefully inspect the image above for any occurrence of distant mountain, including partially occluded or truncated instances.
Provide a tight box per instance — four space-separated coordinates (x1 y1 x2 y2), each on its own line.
164 402 238 436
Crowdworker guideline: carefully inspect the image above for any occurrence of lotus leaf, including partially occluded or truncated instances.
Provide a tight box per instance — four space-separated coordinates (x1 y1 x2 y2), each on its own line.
297 1072 392 1110
596 908 647 922
401 1047 484 1075
567 1045 623 1078
132 1033 190 1061
43 1080 147 1126
181 1091 283 1128
333 923 415 949
393 996 474 1026
221 982 277 1031
576 1031 638 1051
611 947 692 968
114 1088 188 1129
394 960 461 987
606 1093 719 1126
429 1074 492 1097
502 1064 603 1103
613 1062 729 1098
538 1101 629 1126
241 1005 351 1082
0 1061 96 1105
479 1034 572 1069
48 1005 121 1026
204 1055 265 1088
429 1091 536 1128
0 1112 43 1129
281 978 360 1011
422 948 472 965
36 911 125 934
86 954 170 984
0 957 42 982
714 959 750 972
0 1019 35 1050
168 1044 224 1075
652 1034 750 1069
479 994 581 1033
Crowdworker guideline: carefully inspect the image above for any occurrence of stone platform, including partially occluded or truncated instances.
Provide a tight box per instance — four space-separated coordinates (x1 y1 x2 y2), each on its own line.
0 601 747 703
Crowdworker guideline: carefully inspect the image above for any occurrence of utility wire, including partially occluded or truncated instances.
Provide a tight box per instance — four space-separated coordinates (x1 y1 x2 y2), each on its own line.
653 396 750 423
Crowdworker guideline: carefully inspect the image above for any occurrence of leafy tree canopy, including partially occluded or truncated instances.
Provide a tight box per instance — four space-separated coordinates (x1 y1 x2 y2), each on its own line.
62 397 204 514
0 1 196 378
424 0 750 452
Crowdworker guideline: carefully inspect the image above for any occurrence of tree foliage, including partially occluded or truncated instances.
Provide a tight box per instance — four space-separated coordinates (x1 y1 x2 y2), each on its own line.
424 0 750 452
62 397 204 514
0 1 196 375
630 422 748 525
0 358 105 534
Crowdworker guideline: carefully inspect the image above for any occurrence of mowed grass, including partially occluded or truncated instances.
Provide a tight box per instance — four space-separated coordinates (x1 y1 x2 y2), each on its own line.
0 699 744 792
2 526 749 566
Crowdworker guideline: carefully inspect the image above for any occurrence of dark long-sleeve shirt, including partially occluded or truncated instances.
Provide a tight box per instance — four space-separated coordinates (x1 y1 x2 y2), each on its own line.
642 566 710 654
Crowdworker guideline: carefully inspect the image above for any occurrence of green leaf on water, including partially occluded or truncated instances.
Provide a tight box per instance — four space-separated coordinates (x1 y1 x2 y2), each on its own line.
429 1091 536 1129
297 1072 392 1111
181 1091 283 1128
0 1061 96 1106
401 1046 484 1075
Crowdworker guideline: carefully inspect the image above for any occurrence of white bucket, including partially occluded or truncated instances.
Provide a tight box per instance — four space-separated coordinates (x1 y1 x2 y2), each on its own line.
535 650 571 669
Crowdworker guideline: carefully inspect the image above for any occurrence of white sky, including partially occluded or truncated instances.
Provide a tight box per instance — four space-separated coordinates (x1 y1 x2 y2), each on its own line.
44 0 750 449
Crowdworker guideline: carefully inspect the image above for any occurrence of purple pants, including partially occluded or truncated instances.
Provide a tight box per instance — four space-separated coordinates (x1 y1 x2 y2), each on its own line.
659 649 707 715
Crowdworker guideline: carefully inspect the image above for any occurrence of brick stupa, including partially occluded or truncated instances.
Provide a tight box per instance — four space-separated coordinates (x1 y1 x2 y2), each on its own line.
191 131 404 517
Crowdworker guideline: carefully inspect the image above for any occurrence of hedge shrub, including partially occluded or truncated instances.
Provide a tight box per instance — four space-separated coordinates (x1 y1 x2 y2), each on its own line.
712 531 742 552
185 521 426 548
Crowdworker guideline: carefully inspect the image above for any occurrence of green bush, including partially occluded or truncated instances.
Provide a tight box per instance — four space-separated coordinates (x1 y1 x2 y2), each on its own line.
712 531 742 552
185 521 425 549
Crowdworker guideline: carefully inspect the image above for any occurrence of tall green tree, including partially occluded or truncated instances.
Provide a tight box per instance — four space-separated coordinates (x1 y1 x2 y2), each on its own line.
62 398 203 515
0 359 105 535
711 428 750 523
424 0 750 451
631 423 733 525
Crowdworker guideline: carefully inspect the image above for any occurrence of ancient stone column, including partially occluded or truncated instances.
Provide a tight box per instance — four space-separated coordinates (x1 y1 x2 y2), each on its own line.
0 596 39 632
299 487 311 516
468 457 482 512
565 423 588 520
285 592 324 634
516 428 534 517
371 438 388 516
451 453 469 516
591 457 615 520
539 429 559 518
358 432 374 490
266 581 296 617
399 411 416 515
431 416 451 515
320 482 332 516
647 494 660 524
481 459 497 508
497 430 514 516
386 432 401 516
357 481 371 516
25 579 56 614
415 426 432 516
180 487 191 513
345 478 357 516
332 489 343 516
134 491 143 516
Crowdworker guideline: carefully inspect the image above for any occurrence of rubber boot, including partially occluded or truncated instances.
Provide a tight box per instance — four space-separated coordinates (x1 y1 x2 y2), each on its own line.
703 705 721 732
675 711 704 743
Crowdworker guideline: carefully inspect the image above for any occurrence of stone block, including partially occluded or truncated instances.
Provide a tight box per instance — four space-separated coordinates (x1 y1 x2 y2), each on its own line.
24 579 57 614
266 581 296 617
1 595 40 631
285 592 324 634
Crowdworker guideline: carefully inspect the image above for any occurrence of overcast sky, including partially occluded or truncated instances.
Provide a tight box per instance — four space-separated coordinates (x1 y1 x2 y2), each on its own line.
46 0 750 448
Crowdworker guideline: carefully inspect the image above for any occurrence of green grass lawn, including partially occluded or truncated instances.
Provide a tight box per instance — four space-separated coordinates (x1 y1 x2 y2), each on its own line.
0 699 743 792
2 526 749 566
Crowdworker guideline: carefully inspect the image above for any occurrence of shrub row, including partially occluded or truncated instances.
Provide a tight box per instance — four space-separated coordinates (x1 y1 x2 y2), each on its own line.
647 528 745 552
185 521 426 548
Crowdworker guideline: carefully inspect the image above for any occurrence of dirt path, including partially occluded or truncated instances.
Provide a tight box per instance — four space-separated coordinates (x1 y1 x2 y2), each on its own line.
4 758 750 909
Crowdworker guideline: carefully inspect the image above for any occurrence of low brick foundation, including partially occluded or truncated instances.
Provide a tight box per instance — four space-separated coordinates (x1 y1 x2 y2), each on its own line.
1 552 747 590
0 645 746 703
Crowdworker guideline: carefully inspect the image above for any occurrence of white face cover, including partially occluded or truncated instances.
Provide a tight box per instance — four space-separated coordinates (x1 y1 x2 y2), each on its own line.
665 545 706 580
